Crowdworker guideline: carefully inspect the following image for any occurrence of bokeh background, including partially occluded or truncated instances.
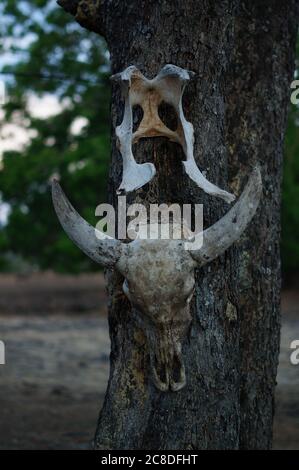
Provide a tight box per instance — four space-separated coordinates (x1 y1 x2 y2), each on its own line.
0 0 298 449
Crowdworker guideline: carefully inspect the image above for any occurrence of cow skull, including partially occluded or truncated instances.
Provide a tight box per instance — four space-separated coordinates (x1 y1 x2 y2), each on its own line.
112 65 235 203
52 167 262 391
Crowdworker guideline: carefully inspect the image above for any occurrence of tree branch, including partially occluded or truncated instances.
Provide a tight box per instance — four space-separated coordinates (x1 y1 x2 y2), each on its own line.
57 0 106 37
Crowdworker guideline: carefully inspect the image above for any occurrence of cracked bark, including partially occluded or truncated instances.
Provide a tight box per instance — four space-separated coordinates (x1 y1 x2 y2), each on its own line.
58 0 298 449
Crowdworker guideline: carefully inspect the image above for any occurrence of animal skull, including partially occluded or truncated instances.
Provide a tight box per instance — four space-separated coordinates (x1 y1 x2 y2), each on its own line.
52 167 262 391
112 64 235 203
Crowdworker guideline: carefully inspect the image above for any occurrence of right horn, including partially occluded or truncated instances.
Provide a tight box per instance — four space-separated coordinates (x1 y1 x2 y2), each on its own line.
52 179 123 268
190 166 262 266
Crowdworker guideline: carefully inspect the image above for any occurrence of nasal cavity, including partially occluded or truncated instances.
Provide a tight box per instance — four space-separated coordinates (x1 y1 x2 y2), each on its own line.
158 101 178 131
132 105 144 132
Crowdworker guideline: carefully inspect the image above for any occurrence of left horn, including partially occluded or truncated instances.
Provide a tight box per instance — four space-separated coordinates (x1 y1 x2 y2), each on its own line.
52 180 123 267
190 166 262 266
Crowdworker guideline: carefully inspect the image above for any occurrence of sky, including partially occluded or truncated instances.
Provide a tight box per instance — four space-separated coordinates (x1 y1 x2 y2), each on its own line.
0 91 88 225
0 92 56 225
0 93 67 157
0 1 59 157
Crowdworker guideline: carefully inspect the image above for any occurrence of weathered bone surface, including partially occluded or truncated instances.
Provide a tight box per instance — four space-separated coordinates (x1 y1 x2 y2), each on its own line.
118 239 195 391
112 65 235 203
52 167 262 391
52 180 123 267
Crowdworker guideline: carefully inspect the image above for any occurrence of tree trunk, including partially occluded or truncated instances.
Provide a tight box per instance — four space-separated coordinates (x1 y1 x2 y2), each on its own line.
58 0 298 449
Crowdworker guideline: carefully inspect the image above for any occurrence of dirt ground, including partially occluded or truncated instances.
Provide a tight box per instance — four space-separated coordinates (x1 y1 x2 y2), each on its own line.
0 272 298 450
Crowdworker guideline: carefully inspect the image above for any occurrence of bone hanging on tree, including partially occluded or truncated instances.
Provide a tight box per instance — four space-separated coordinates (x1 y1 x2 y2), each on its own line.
55 0 297 449
52 165 262 391
113 65 235 203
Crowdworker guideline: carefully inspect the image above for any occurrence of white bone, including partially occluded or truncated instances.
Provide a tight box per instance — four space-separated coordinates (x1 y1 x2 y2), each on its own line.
114 67 156 193
190 166 262 264
51 179 123 267
52 167 261 391
112 64 235 202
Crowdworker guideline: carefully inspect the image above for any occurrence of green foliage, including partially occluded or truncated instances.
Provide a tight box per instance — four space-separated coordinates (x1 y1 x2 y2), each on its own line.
0 0 110 272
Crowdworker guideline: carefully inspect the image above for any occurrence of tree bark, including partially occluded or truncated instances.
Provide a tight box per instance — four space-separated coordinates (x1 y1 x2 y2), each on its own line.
58 0 298 449
225 3 298 449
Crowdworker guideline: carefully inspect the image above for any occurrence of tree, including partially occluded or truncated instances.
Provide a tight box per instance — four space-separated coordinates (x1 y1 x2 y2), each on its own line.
282 82 299 279
0 0 110 272
60 0 299 449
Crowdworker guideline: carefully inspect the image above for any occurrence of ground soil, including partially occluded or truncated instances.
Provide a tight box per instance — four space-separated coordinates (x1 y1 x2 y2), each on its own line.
0 272 298 449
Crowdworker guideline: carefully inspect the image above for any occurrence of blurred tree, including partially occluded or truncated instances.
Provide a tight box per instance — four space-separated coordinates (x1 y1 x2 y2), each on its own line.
0 0 110 272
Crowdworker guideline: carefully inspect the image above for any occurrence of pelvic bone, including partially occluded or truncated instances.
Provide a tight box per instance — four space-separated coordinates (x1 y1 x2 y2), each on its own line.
112 64 235 203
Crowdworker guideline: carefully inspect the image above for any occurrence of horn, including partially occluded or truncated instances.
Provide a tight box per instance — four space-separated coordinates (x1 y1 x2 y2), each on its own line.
52 180 123 267
190 166 262 266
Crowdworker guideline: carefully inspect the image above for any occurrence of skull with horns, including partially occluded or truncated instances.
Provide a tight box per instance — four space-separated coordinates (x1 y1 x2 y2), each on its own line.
52 166 261 391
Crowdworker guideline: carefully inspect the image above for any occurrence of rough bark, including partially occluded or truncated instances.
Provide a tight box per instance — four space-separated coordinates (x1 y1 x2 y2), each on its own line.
225 2 299 449
58 0 298 450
